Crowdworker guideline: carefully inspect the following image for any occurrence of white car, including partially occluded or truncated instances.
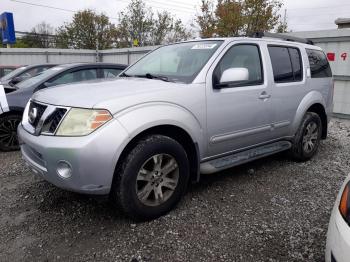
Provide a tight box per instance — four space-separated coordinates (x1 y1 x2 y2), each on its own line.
326 174 350 262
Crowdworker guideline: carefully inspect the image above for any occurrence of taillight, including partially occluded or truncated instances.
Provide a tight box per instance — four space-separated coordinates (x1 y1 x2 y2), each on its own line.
339 182 350 225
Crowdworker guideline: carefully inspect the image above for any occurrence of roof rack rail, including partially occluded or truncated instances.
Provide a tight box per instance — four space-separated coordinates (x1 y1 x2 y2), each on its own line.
251 32 314 45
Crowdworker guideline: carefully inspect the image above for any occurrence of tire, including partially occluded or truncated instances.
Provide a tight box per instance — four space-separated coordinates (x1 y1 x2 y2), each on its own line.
290 112 322 161
0 114 22 152
111 135 190 221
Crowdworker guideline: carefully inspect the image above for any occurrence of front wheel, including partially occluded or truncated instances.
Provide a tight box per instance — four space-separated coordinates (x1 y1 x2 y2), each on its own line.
111 135 190 221
290 112 322 161
0 114 22 151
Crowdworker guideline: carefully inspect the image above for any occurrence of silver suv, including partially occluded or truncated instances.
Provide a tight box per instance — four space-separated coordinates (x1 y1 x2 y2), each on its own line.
18 35 333 220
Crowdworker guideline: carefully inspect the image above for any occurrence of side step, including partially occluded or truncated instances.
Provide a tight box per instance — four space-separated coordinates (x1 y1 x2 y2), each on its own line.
200 141 291 174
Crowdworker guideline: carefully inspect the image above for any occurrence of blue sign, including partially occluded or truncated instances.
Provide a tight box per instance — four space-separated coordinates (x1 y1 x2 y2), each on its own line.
0 12 16 44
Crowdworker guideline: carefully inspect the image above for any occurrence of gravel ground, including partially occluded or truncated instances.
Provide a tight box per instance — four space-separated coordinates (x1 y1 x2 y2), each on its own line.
1 119 350 262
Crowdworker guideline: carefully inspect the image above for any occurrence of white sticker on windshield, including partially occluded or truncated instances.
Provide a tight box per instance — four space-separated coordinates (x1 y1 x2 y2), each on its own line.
0 84 9 114
51 67 64 71
191 43 217 50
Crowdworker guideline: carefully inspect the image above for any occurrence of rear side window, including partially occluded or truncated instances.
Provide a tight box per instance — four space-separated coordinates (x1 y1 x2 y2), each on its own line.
306 49 332 78
268 46 303 83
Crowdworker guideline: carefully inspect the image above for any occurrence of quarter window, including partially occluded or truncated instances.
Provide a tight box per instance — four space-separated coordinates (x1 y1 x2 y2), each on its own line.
306 49 332 78
268 46 303 83
213 44 263 87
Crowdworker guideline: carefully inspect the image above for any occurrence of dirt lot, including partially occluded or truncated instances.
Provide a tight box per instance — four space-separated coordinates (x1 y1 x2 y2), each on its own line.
1 119 350 262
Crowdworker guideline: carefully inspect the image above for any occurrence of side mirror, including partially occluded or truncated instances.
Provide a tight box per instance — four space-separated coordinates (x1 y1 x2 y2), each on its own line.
220 68 249 84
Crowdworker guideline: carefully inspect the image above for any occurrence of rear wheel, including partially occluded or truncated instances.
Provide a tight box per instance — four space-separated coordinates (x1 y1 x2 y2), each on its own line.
111 135 190 221
290 112 322 161
0 114 21 151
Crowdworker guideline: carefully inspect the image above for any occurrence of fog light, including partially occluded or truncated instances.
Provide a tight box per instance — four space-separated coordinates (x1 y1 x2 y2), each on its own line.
57 161 72 179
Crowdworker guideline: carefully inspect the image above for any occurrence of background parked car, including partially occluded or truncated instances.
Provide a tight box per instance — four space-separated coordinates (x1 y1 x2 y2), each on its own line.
326 173 350 262
0 62 127 151
0 65 21 78
0 64 56 87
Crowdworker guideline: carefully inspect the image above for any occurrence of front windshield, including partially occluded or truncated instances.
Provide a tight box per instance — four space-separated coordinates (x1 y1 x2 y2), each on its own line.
0 66 27 81
16 66 65 89
124 41 223 83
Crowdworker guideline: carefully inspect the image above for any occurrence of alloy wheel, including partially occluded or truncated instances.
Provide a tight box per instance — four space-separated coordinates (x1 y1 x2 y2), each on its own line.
302 121 319 154
136 154 179 207
0 117 21 150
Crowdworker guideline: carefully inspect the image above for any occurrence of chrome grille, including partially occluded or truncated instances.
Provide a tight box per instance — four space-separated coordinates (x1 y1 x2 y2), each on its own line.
23 100 69 136
41 108 67 134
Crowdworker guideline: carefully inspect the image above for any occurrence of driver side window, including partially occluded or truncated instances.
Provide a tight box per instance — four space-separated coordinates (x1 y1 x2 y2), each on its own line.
213 44 263 87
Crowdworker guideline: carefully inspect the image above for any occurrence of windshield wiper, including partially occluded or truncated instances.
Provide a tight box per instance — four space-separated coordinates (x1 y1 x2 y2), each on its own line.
134 73 171 82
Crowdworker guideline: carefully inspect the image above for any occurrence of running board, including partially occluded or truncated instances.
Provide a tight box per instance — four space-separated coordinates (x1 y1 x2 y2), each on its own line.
200 141 291 174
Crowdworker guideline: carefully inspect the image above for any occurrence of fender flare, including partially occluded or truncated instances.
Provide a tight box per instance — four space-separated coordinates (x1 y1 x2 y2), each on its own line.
291 90 326 135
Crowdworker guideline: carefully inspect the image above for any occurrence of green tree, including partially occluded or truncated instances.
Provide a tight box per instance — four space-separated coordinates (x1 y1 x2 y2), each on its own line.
117 0 192 47
12 38 30 48
276 19 288 33
56 9 117 49
196 0 284 37
19 22 55 48
117 0 154 47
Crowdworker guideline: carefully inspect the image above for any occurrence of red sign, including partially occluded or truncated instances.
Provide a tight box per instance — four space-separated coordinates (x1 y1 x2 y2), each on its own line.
327 53 335 61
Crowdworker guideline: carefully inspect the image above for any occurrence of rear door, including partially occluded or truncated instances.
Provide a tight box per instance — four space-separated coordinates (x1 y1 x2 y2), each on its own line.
267 44 307 138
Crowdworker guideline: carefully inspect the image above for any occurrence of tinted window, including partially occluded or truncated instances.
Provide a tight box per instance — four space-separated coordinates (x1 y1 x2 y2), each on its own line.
214 44 263 86
268 46 304 83
306 49 332 78
50 69 97 86
103 68 123 78
268 46 294 82
289 48 302 81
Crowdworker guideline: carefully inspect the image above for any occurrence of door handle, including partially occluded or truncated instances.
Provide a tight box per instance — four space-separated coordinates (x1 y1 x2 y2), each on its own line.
259 92 271 100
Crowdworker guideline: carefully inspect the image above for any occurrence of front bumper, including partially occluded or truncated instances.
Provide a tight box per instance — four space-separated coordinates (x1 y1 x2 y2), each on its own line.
18 119 130 195
326 208 350 262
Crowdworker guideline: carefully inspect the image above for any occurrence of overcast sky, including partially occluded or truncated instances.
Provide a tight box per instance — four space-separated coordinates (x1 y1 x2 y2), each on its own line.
2 0 350 33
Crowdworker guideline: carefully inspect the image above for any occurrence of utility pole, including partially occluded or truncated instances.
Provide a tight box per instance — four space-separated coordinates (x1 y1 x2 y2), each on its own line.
283 9 287 26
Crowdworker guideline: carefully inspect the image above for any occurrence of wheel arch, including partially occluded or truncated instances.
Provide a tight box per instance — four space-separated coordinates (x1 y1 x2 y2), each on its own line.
306 103 328 139
292 91 328 139
113 124 201 185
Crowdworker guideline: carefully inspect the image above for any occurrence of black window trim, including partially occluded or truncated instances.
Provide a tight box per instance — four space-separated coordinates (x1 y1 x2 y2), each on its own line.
267 44 304 84
212 43 265 89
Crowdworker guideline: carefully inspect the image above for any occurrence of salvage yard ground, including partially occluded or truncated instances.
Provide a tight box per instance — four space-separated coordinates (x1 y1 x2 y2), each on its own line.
1 119 350 262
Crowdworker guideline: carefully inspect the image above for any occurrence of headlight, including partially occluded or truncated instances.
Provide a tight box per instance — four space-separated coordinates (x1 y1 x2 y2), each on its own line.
339 181 350 225
56 108 112 136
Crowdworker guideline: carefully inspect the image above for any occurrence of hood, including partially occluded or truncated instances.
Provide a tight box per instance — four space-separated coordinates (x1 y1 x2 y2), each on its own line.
32 77 188 113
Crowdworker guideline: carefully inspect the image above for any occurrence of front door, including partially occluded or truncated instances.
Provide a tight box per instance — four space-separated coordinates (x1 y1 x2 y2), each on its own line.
206 42 274 157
